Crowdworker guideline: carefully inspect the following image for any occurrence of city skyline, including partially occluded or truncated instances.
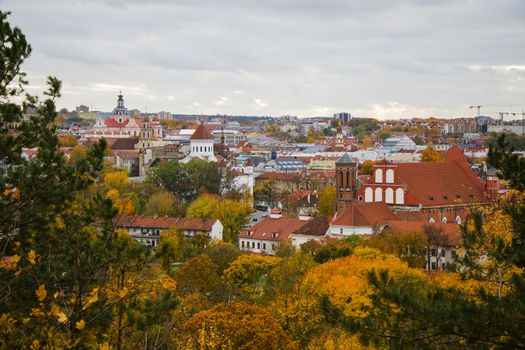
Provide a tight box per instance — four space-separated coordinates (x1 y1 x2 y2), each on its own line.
3 0 525 118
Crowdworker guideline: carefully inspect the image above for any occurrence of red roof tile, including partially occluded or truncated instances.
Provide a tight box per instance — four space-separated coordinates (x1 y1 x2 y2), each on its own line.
116 215 217 231
238 217 309 241
332 202 398 227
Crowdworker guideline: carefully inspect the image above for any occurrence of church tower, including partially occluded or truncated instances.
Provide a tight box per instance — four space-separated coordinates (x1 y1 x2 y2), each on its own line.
336 153 358 212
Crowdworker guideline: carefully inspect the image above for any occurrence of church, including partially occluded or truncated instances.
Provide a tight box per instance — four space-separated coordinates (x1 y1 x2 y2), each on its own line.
334 146 497 224
91 93 162 139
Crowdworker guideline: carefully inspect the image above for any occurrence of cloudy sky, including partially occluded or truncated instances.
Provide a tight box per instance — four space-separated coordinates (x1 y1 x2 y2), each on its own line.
3 0 525 118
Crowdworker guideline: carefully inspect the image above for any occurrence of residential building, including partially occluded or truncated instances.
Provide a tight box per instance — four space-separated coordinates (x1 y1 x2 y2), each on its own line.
116 215 223 249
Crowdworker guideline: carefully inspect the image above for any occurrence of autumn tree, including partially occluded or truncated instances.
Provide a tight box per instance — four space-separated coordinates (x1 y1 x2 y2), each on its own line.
177 302 297 350
359 160 375 175
318 185 336 217
144 190 182 217
363 229 426 268
420 145 443 162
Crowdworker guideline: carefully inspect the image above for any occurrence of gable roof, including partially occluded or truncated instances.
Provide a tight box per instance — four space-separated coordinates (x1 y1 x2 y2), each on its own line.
394 162 486 207
190 123 212 140
238 217 309 241
110 138 139 150
331 202 398 227
116 215 217 231
291 216 329 236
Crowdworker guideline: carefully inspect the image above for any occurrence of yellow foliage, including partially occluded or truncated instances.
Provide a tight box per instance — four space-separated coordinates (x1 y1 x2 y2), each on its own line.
30 339 40 350
103 170 130 190
304 247 421 320
36 284 47 302
82 287 99 310
76 319 86 330
0 254 20 270
27 250 38 265
106 188 134 215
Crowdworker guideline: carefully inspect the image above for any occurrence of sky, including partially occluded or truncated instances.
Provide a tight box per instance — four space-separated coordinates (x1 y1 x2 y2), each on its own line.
2 0 525 119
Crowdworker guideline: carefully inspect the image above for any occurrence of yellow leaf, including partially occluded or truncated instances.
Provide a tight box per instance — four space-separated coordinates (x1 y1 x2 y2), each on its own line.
99 343 112 350
53 291 59 299
36 284 47 302
28 250 37 265
50 304 61 316
30 339 40 350
76 319 86 330
1 254 20 271
14 241 21 250
57 311 68 324
12 188 20 199
118 287 129 299
82 287 99 310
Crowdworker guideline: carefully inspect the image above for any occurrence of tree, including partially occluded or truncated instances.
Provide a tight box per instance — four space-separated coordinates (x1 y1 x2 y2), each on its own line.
178 302 297 350
144 190 182 217
58 134 78 147
186 193 220 218
204 241 241 275
363 229 426 268
318 185 336 217
359 160 375 175
214 199 251 243
420 146 443 162
253 180 279 207
275 238 296 258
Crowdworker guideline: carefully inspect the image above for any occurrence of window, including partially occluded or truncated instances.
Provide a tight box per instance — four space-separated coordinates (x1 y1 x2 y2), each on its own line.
441 249 445 257
395 188 404 204
263 243 266 250
252 242 255 248
385 169 394 183
455 216 461 224
257 242 260 249
431 249 437 257
365 187 373 202
374 188 383 202
340 228 343 234
431 262 436 270
241 241 245 248
375 169 383 183
271 244 275 250
451 250 457 259
385 188 394 204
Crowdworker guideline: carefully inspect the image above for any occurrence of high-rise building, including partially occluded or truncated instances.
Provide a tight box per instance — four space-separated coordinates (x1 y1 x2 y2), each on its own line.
75 104 89 113
333 112 351 125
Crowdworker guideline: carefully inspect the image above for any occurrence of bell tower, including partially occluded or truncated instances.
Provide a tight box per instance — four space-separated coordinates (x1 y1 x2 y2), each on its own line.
336 153 358 212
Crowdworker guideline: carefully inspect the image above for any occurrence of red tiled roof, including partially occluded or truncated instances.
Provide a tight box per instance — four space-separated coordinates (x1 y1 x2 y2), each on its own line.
111 138 139 150
105 118 129 127
394 162 485 206
292 216 329 236
238 217 309 241
385 220 461 246
116 215 217 231
190 123 214 140
331 202 398 227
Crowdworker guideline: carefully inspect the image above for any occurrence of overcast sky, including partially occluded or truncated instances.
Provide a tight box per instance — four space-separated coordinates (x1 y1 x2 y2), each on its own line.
3 0 525 118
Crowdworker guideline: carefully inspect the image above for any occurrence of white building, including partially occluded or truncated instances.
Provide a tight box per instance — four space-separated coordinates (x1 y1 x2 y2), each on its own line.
182 123 218 163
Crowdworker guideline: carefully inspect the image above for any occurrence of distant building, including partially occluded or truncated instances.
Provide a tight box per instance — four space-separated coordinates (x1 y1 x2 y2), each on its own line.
75 104 89 113
333 112 351 125
381 136 417 151
182 123 218 163
158 111 172 120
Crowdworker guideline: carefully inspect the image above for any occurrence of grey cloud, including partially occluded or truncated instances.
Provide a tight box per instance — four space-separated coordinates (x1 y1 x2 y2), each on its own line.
2 0 525 118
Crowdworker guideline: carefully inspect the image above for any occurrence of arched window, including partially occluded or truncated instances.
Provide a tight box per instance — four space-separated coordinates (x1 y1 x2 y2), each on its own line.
365 187 373 202
455 216 461 224
375 169 383 183
429 217 435 224
442 217 448 223
386 169 394 183
385 188 394 204
374 188 383 202
395 188 404 204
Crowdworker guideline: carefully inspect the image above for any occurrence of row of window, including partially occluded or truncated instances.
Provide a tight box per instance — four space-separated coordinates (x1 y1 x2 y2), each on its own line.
375 168 395 183
364 187 404 204
240 240 275 251
192 145 213 153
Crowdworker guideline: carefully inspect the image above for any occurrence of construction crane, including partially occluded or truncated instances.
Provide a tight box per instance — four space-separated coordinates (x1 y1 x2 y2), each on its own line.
470 105 482 117
498 112 509 125
511 111 525 136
